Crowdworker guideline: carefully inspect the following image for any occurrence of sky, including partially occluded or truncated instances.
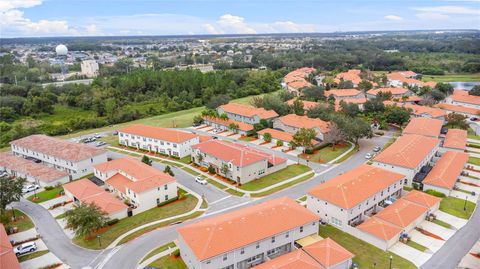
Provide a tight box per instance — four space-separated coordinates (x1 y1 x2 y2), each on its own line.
1 0 479 38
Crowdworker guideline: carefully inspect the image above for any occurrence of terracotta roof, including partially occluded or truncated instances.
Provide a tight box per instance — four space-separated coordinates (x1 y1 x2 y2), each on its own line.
423 151 468 190
10 134 105 162
285 99 320 110
0 224 21 269
192 140 286 167
303 238 354 267
253 248 325 269
398 71 417 78
367 87 410 96
357 217 403 241
451 90 480 106
0 152 68 183
119 124 198 143
325 89 362 98
308 165 405 209
424 81 437 88
258 128 318 146
373 134 439 169
287 80 313 90
219 103 278 119
63 179 127 214
443 129 467 150
402 190 442 208
434 103 480 115
374 199 428 228
203 116 253 131
337 98 368 105
387 72 424 86
403 117 443 137
403 104 446 118
278 114 330 133
335 69 362 85
177 197 319 261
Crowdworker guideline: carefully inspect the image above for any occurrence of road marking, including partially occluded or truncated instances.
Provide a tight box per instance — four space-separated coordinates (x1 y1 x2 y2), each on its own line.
93 246 121 269
209 195 232 205
203 201 251 217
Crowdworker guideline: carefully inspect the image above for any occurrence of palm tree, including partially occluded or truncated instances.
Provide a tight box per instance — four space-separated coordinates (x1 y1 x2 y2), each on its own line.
219 113 229 120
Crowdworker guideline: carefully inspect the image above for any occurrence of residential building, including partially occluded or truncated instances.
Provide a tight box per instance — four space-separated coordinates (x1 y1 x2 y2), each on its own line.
63 179 129 219
10 134 107 180
422 151 469 196
80 59 99 77
366 87 411 99
0 224 21 269
202 116 254 136
253 238 354 269
118 124 199 158
447 90 480 109
334 69 362 87
402 117 443 138
307 165 405 230
285 99 320 111
257 128 318 149
177 197 320 269
324 89 363 100
217 103 278 125
387 72 423 87
191 140 286 184
93 157 177 214
434 103 480 118
283 67 316 96
402 104 446 121
372 134 440 185
273 114 330 141
441 129 467 152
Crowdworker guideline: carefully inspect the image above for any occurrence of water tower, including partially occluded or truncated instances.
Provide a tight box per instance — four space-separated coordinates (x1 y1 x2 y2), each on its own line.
55 44 68 80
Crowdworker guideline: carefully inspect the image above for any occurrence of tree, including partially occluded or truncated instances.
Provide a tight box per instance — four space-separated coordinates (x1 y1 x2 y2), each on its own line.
292 99 304 116
385 106 411 126
228 123 239 133
323 123 346 149
429 89 446 101
220 163 229 175
338 80 354 89
206 95 230 109
0 177 26 218
164 165 175 176
364 98 385 113
141 155 152 166
293 128 317 153
196 153 203 163
193 115 203 126
358 80 373 98
401 95 408 103
332 115 372 145
446 113 468 129
64 203 107 238
219 113 229 120
435 83 454 95
469 86 480 96
276 140 284 147
288 141 297 149
339 101 360 117
263 132 272 143
302 86 325 102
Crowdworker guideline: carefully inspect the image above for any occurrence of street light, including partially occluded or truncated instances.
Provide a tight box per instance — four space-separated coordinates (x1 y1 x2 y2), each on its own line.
464 195 468 211
389 256 393 269
97 235 102 247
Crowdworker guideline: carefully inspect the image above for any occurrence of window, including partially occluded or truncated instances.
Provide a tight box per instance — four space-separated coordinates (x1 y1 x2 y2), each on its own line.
156 198 160 204
165 195 169 200
256 243 260 249
173 144 177 148
285 232 289 238
164 185 168 190
331 217 342 227
271 236 275 243
223 254 228 261
240 248 244 254
300 226 303 233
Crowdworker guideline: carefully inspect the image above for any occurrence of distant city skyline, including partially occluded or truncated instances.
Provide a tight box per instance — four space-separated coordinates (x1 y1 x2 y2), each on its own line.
1 0 479 38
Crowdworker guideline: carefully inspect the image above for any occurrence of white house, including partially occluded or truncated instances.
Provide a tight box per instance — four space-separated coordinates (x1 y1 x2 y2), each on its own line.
217 103 278 125
177 197 320 269
118 124 199 158
10 134 107 180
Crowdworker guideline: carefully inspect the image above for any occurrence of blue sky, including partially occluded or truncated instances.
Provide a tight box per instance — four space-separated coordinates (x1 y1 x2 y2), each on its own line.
1 0 479 37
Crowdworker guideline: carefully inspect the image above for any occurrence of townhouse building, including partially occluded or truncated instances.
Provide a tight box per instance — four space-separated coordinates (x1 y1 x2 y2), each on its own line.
217 103 278 125
434 103 480 118
0 223 21 269
273 114 330 141
402 117 443 138
402 104 446 121
422 151 469 196
191 140 286 184
10 134 107 180
307 165 405 230
372 134 440 185
118 124 199 158
441 129 467 152
202 116 254 136
177 197 320 269
282 67 315 96
285 99 320 111
94 157 178 214
324 89 364 100
447 90 480 109
333 69 362 87
366 87 412 99
387 72 424 87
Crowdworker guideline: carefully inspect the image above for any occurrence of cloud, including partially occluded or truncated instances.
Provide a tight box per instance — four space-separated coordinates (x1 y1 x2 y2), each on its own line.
217 14 257 34
413 5 480 15
384 15 403 21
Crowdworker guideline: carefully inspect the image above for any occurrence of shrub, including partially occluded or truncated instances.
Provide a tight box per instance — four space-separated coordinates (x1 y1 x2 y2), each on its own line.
172 249 180 257
425 189 446 198
468 143 480 149
304 148 314 154
44 186 54 191
312 142 331 151
106 219 119 226
276 140 284 147
208 165 216 174
157 196 179 207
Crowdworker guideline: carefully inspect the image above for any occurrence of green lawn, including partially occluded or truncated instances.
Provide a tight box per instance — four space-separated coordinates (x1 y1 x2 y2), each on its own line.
141 242 177 263
440 197 476 219
239 164 312 191
250 173 314 197
27 187 64 203
406 240 428 252
179 155 192 164
421 73 480 83
433 219 452 229
3 210 34 232
403 186 413 191
238 136 258 142
468 157 480 166
468 128 480 140
300 143 352 163
148 255 187 269
99 135 119 146
74 194 198 249
318 225 416 269
18 250 49 262
333 144 359 164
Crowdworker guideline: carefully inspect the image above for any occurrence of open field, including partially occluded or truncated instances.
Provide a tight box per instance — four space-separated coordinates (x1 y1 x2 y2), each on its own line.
421 73 480 83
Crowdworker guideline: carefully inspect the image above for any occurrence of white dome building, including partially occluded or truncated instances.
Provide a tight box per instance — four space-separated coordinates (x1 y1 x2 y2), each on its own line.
55 44 68 56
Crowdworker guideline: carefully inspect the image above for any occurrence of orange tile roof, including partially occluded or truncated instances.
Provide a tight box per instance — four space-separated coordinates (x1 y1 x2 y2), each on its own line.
258 128 318 145
367 87 410 96
325 89 362 98
403 104 446 118
424 81 437 88
451 90 480 106
423 151 468 190
219 103 278 119
203 116 253 131
443 129 467 150
387 72 424 86
278 114 330 133
63 179 127 214
434 103 480 115
357 217 403 241
0 224 21 269
285 99 320 110
10 134 105 162
373 134 439 169
335 69 362 85
119 124 198 143
308 165 405 209
253 248 325 269
287 80 313 90
402 190 442 208
398 71 417 78
403 117 443 137
337 98 368 105
192 140 285 167
374 199 428 228
303 238 354 267
0 152 68 183
177 197 319 261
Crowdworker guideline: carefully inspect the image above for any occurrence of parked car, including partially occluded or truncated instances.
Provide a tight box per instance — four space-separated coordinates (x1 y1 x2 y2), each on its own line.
14 242 37 256
0 171 8 177
195 176 208 185
22 184 40 194
94 133 102 138
96 141 107 147
470 117 478 121
112 130 118 135
373 146 381 152
365 153 373 159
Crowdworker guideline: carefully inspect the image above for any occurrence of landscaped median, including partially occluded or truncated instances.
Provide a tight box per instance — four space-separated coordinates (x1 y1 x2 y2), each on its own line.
27 186 63 203
299 142 354 164
239 164 311 191
439 196 476 219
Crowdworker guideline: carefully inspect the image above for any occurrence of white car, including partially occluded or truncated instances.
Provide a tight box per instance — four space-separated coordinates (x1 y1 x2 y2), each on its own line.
195 176 208 185
22 184 40 194
365 153 373 159
14 242 37 256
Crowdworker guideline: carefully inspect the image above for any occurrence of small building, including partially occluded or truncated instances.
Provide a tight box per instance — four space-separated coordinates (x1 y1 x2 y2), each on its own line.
118 124 199 158
366 87 411 99
191 140 286 184
441 129 467 152
423 151 469 196
202 116 254 136
334 69 362 87
324 89 363 100
10 134 107 180
217 103 278 125
372 134 440 185
283 67 316 96
63 179 128 219
285 99 320 111
447 90 480 109
434 103 480 118
403 117 443 138
0 223 21 269
403 104 446 121
257 128 318 149
80 59 99 77
387 72 423 87
177 197 320 269
273 114 330 141
93 157 177 214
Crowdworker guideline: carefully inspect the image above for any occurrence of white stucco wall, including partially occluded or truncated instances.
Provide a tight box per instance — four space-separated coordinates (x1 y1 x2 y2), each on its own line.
118 132 198 158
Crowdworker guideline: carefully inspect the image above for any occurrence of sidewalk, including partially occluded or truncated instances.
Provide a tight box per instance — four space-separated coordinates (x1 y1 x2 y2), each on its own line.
327 141 355 164
137 246 178 269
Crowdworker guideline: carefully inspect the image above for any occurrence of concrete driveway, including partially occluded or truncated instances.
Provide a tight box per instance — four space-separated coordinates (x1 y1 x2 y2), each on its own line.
8 228 38 244
457 239 480 269
390 242 433 267
38 196 67 210
20 252 66 269
450 191 478 203
410 230 445 252
419 221 456 240
435 211 468 230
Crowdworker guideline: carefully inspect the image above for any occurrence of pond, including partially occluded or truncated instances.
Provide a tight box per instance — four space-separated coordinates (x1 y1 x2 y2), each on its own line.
448 81 480 90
